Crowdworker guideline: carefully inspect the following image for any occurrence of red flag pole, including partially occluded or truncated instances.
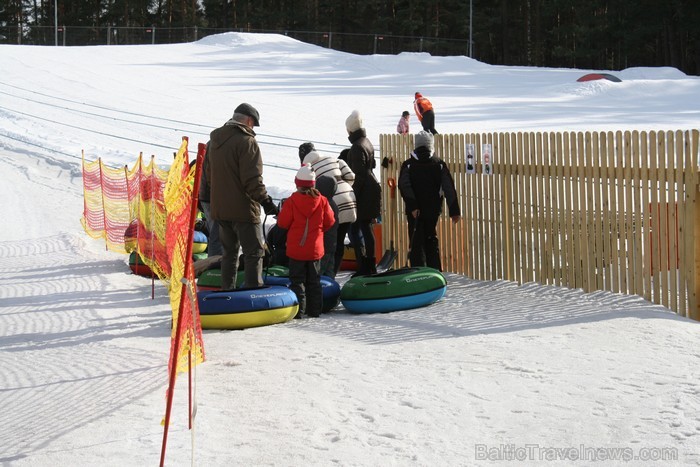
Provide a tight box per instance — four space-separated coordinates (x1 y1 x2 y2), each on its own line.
159 140 205 467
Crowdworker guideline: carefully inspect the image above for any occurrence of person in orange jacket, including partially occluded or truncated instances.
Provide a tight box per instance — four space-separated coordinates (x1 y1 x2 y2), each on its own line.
276 164 335 318
413 92 438 134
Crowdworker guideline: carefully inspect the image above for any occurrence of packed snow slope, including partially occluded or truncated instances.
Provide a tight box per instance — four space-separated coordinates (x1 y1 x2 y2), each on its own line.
0 33 698 466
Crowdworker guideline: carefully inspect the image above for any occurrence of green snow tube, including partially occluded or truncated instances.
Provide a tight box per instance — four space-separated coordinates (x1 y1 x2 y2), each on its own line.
340 267 447 313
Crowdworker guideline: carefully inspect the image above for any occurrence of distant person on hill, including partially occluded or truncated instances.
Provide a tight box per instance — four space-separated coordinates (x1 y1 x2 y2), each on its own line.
205 103 279 290
398 131 460 271
276 164 335 318
397 110 410 135
413 92 438 134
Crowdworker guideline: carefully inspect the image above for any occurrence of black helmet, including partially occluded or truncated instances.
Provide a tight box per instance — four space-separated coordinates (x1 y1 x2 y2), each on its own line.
298 142 315 162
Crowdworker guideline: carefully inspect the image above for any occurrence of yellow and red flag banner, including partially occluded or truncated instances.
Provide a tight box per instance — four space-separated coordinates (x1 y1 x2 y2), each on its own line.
82 139 207 466
82 140 205 365
82 153 169 261
163 139 205 373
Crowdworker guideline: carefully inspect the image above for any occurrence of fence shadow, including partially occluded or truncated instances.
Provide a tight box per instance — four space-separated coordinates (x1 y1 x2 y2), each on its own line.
294 273 690 345
0 233 173 461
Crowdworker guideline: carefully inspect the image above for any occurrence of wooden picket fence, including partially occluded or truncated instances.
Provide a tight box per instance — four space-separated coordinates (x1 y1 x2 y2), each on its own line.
379 129 700 321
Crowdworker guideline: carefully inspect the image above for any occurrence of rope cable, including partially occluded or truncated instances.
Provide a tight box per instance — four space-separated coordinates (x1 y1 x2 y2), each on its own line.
0 80 369 153
0 81 383 169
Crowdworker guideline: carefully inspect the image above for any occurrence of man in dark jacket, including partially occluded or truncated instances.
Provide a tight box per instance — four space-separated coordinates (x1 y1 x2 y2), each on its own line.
205 103 278 289
344 109 381 275
398 131 461 271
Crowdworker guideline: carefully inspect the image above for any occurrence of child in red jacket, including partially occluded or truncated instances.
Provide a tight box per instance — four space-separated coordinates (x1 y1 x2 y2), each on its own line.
277 164 335 317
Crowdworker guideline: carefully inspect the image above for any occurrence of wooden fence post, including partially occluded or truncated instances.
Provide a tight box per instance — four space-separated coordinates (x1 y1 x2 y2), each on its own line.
693 183 700 321
687 129 699 321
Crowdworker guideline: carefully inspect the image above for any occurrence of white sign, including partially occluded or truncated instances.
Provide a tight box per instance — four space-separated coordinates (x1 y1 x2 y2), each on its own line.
466 143 476 174
482 143 493 175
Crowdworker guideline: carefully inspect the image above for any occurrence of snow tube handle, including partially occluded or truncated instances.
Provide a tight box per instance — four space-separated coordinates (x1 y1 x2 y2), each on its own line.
202 295 232 301
363 280 391 287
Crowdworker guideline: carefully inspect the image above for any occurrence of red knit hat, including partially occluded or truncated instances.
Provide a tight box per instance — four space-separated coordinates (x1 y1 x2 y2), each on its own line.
295 164 316 187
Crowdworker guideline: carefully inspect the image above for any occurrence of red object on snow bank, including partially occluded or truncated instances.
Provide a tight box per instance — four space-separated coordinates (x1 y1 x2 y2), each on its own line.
577 73 622 83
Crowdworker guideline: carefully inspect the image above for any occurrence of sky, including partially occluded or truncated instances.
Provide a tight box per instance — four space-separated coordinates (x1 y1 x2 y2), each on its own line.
0 32 699 466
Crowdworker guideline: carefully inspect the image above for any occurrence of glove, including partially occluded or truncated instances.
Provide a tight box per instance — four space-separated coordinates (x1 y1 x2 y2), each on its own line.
261 196 279 216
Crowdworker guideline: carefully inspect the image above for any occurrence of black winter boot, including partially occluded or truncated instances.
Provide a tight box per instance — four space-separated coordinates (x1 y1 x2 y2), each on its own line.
425 236 442 271
366 256 377 275
352 256 370 277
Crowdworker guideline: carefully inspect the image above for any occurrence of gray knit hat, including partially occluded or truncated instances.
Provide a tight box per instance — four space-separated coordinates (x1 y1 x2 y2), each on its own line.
414 130 434 153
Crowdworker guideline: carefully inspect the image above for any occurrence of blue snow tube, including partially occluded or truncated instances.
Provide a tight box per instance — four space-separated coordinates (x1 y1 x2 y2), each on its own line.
197 285 299 330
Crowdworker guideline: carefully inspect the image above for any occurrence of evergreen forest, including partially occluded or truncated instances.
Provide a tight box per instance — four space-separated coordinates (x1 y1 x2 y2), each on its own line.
1 0 698 75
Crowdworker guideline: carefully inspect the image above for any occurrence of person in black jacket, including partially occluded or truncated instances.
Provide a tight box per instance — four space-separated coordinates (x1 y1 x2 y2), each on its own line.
266 198 289 267
315 175 339 277
398 131 461 271
344 110 381 275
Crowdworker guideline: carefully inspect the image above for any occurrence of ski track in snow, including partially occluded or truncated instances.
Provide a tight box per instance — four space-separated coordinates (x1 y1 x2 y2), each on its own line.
189 275 700 465
0 197 696 463
0 233 169 463
1 137 698 465
3 228 691 464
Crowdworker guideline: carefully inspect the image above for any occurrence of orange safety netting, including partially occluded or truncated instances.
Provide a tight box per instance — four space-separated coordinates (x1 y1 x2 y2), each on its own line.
81 140 205 373
82 152 169 270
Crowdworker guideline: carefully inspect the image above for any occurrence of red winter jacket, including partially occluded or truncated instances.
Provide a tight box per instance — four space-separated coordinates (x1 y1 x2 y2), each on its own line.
276 191 335 261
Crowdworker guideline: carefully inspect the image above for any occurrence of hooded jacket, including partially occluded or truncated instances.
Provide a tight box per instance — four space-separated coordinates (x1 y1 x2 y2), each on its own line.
398 146 460 220
205 120 270 223
346 128 381 220
276 190 335 261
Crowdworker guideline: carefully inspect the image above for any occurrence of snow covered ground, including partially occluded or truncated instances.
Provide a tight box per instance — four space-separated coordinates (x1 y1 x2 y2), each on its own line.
1 33 699 466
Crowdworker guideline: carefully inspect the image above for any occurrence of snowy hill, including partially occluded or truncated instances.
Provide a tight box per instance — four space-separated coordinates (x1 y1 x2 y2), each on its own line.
0 33 698 465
